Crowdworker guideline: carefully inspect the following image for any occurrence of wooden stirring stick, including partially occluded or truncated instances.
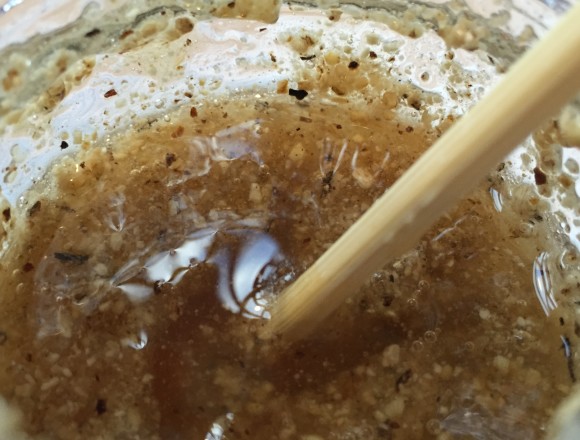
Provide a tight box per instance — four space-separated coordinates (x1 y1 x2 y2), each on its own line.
265 2 580 340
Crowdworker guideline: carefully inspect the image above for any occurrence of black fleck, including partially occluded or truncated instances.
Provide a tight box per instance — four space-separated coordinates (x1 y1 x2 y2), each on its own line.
289 88 308 101
28 201 41 217
322 170 334 196
2 208 10 222
60 140 69 150
96 399 107 415
54 252 89 265
85 28 101 38
348 61 359 69
395 369 412 391
300 55 316 61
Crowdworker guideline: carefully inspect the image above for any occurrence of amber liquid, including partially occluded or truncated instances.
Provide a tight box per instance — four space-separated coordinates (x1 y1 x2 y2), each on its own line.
0 92 573 439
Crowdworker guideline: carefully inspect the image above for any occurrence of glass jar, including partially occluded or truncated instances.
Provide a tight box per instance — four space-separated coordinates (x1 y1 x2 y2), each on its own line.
0 1 579 439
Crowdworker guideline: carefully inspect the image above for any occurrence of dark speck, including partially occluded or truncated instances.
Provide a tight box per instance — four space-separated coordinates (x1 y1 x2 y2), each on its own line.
289 89 308 101
300 55 316 61
23 262 34 272
60 140 69 150
321 170 334 196
382 294 393 307
2 208 10 222
104 89 117 98
348 61 359 69
533 167 547 185
166 153 177 167
84 28 101 38
96 399 107 415
395 369 412 391
54 252 89 265
369 51 377 59
28 201 41 217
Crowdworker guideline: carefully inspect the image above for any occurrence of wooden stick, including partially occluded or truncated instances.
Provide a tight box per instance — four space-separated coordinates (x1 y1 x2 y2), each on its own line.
265 2 580 339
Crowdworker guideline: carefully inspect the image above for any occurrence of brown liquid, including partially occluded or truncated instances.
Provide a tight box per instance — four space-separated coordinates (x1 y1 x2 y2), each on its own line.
0 91 574 439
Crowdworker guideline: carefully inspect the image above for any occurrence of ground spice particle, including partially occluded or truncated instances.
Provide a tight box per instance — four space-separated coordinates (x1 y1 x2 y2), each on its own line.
190 107 198 118
534 167 547 185
171 126 184 138
166 153 177 167
104 89 117 98
119 29 134 40
22 263 34 272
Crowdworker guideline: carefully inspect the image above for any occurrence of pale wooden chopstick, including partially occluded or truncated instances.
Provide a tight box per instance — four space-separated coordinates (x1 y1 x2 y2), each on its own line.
265 2 580 339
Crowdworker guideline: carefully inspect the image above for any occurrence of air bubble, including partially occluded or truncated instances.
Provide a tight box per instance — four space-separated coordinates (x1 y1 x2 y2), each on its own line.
564 158 579 174
411 340 424 352
426 419 441 435
10 144 26 163
424 330 437 343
